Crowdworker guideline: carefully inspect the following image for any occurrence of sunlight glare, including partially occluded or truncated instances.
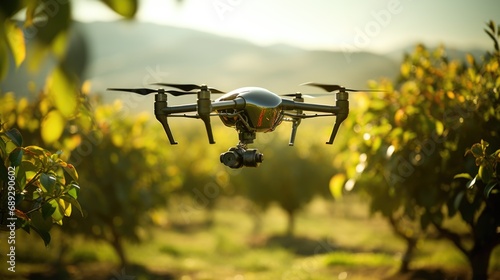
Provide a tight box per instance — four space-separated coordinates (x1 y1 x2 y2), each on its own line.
345 179 355 192
386 145 395 158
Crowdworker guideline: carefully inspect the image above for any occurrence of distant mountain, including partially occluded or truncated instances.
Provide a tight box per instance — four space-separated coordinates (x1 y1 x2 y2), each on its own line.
2 20 488 110
79 21 399 94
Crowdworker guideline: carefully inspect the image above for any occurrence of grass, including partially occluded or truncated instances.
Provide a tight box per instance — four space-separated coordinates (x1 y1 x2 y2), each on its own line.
4 194 500 279
323 251 397 267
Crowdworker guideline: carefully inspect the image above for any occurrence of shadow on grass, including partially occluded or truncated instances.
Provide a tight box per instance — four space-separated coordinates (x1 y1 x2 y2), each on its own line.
167 219 214 233
263 234 393 256
261 234 473 280
384 268 468 280
263 234 337 256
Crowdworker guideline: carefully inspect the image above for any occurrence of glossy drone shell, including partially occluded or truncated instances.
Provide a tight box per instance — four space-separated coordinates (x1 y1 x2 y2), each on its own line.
216 87 284 132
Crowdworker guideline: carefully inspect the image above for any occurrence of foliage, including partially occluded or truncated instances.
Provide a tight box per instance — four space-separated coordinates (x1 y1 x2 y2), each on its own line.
61 100 178 265
0 0 139 80
0 127 81 246
344 21 500 277
0 83 92 246
0 0 150 255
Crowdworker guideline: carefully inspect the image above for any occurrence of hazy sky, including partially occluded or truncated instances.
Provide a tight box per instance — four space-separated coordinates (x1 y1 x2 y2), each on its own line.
74 0 500 52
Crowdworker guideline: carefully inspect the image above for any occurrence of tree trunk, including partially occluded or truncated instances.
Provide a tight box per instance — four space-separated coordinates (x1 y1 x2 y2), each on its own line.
57 238 69 265
387 214 418 273
399 236 417 273
110 227 127 267
469 245 493 280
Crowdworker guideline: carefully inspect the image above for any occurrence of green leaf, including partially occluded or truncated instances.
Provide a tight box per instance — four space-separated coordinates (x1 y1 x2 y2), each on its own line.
454 173 473 180
67 183 80 199
41 202 56 219
41 110 65 144
63 164 79 181
46 66 79 118
453 191 464 211
485 28 499 52
329 174 346 200
101 0 138 18
435 120 444 136
478 165 492 183
0 38 9 80
61 194 83 217
484 181 498 198
34 0 71 46
4 19 26 67
30 225 51 247
40 173 56 194
31 210 53 232
466 176 477 189
58 198 72 217
6 128 23 146
9 148 23 167
49 199 64 222
15 193 24 206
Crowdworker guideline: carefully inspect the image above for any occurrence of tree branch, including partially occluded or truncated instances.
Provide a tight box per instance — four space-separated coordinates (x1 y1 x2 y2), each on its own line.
432 221 470 257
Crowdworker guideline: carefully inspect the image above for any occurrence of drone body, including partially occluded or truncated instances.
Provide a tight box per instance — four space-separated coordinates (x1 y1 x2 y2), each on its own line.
108 82 379 168
216 87 283 133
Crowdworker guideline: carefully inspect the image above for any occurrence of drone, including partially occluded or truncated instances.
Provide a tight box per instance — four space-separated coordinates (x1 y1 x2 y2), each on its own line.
108 82 381 169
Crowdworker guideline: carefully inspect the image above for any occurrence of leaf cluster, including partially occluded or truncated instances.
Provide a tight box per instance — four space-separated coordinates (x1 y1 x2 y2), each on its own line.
0 127 81 246
0 0 139 80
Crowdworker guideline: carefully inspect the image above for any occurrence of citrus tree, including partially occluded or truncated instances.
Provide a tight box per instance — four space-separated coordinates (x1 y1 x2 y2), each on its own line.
451 140 500 280
0 85 91 246
345 21 500 278
0 0 175 260
58 100 178 266
0 126 81 246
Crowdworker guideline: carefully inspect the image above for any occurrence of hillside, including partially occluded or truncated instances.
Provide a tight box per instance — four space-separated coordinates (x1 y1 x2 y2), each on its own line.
80 21 400 94
2 20 485 108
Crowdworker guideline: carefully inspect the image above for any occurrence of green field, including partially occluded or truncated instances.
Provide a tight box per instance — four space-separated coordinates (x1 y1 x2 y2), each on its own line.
3 195 500 280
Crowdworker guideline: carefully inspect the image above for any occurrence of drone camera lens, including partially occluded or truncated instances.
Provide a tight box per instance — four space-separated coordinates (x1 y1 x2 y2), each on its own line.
220 150 243 169
220 147 264 169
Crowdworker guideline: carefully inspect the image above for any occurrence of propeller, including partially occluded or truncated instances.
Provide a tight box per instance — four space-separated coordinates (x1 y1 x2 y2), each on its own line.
152 83 224 93
107 87 195 96
300 82 385 93
281 93 316 99
299 82 383 146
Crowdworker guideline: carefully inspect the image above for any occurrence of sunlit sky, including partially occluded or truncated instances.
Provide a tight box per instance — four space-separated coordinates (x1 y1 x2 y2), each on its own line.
75 0 499 52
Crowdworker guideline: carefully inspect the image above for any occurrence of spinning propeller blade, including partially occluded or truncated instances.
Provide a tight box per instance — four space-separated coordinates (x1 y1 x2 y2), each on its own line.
107 87 159 95
152 83 224 93
107 88 196 96
300 82 385 93
281 93 316 99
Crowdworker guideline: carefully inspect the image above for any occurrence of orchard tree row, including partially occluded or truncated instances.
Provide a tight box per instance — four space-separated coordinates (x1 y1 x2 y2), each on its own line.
341 21 500 280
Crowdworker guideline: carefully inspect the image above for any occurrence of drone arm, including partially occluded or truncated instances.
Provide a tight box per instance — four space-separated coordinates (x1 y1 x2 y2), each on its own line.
211 98 246 111
160 99 245 114
155 114 178 144
326 94 349 145
289 118 301 146
159 99 245 145
162 104 198 114
154 95 179 145
281 96 348 145
281 99 341 114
